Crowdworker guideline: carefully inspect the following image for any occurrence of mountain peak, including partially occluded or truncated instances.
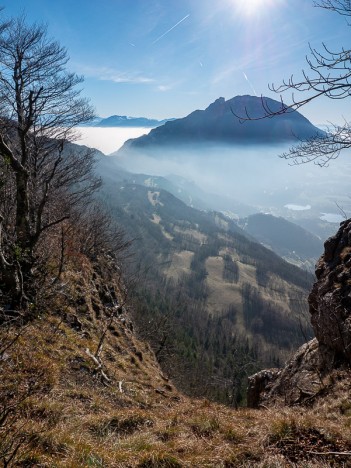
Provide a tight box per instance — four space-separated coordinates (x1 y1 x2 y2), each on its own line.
119 94 323 151
206 96 226 110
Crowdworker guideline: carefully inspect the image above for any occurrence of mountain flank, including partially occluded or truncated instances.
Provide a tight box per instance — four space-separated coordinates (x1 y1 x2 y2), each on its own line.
96 172 315 403
239 213 323 269
2 219 351 467
119 95 323 152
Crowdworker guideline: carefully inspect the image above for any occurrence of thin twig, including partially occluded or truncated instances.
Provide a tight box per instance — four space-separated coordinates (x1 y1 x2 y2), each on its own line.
308 451 351 456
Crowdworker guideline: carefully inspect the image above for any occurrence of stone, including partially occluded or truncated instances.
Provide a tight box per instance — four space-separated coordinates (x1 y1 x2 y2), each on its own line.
247 369 280 408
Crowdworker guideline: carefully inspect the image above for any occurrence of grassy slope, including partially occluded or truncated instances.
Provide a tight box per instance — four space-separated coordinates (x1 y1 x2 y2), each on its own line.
2 267 351 467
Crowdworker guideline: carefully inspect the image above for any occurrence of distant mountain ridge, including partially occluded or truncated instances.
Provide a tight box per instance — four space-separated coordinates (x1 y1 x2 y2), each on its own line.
238 213 323 270
83 115 174 128
119 95 323 151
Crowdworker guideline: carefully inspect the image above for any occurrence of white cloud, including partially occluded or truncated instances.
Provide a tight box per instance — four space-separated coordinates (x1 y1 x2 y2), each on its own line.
102 74 154 84
157 84 173 92
73 63 154 84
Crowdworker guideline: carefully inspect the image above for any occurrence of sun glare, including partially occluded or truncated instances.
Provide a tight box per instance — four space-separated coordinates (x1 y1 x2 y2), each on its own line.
231 0 277 17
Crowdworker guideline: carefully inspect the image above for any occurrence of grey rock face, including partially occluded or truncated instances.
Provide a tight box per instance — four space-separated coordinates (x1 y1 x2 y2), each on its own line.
247 220 351 407
247 369 281 408
310 219 351 363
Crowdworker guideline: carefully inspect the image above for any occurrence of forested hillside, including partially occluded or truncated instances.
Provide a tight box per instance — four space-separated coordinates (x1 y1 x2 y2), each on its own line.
98 175 314 404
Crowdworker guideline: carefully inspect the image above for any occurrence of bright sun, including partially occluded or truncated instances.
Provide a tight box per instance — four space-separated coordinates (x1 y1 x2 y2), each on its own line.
232 0 276 17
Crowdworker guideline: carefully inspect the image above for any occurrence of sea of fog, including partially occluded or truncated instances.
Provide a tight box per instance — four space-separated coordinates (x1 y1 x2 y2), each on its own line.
76 126 351 223
76 126 151 154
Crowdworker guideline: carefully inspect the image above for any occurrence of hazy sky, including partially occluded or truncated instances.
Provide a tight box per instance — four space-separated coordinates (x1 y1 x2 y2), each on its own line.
1 0 349 124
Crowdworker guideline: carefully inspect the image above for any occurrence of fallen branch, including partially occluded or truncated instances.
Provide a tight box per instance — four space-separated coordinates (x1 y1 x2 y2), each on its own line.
308 451 351 456
85 348 111 385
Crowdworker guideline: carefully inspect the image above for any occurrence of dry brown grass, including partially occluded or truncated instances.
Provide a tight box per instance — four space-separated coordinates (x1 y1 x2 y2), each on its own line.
165 251 194 281
3 316 351 468
1 256 351 467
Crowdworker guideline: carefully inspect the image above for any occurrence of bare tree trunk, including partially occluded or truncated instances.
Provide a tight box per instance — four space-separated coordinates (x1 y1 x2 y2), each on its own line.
15 171 31 252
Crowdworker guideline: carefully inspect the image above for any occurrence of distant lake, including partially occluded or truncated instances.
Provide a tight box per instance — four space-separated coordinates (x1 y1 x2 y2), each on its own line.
320 213 344 223
285 204 311 211
75 127 152 154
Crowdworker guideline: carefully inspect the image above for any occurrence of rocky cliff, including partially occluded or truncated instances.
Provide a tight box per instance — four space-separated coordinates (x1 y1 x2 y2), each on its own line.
248 219 351 407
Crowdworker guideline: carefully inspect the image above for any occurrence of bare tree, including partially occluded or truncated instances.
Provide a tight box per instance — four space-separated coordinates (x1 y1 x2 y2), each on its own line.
238 1 351 167
0 16 100 309
76 203 131 262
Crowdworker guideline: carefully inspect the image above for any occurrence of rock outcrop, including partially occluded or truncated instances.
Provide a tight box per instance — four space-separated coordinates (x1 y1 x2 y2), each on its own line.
310 219 351 363
248 219 351 407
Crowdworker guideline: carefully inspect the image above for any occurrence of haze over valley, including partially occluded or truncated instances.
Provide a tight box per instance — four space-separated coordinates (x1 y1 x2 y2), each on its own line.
79 95 351 244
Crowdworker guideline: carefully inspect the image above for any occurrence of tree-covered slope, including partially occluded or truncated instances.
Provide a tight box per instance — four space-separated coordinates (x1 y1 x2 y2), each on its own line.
98 175 314 403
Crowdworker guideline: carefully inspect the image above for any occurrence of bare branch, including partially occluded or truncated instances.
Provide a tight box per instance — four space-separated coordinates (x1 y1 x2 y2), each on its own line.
235 1 351 166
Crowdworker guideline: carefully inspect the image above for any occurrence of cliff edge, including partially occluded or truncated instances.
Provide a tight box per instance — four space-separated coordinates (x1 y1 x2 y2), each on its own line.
248 219 351 407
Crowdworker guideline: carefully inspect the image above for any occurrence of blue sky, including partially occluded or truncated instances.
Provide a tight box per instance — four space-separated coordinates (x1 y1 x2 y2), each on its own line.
1 0 349 124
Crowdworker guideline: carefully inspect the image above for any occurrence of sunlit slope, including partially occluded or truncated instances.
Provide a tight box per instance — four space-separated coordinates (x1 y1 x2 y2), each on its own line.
4 309 351 467
102 179 313 360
